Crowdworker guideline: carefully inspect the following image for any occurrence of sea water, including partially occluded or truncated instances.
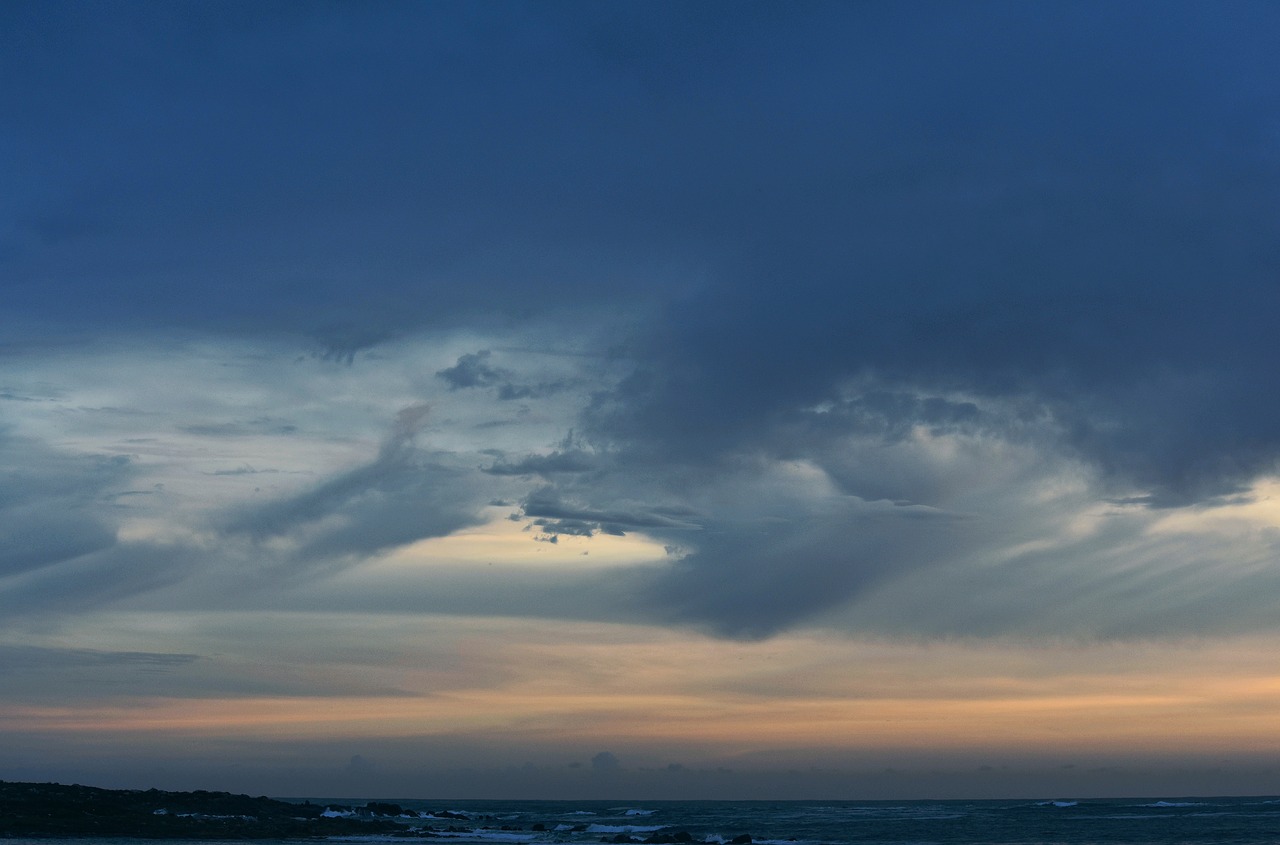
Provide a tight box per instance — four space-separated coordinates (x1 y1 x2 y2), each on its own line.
8 797 1280 845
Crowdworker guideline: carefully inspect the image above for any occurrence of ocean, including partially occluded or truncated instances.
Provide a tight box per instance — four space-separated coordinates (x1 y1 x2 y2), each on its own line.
7 796 1278 845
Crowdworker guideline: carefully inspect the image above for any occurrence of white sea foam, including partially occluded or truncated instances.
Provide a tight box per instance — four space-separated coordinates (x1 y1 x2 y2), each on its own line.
1140 801 1205 808
586 824 666 834
327 837 438 843
427 832 538 843
1034 800 1078 808
624 809 657 816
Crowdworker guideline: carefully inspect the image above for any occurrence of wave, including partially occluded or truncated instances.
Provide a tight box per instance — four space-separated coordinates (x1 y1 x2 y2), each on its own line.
586 824 667 834
1033 800 1078 808
426 832 538 843
327 837 439 843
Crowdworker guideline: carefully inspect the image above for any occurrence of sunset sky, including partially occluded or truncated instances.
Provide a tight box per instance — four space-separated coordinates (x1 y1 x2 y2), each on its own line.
4 1 1280 800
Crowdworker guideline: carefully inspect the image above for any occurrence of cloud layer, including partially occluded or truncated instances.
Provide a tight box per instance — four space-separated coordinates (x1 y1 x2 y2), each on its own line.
4 0 1280 796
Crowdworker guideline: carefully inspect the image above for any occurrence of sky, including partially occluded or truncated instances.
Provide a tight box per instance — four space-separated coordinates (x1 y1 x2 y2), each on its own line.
3 0 1280 800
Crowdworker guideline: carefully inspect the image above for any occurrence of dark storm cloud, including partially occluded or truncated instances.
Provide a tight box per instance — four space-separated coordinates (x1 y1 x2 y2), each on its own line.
4 1 1280 640
640 504 977 640
566 2 1280 509
1 1 726 336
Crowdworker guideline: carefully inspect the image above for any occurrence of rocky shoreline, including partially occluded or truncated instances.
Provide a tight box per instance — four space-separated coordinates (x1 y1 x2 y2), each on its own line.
0 780 413 839
0 781 757 843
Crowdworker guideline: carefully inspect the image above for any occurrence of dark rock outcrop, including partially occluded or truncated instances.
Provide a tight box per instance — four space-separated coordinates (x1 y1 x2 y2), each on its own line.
0 780 405 839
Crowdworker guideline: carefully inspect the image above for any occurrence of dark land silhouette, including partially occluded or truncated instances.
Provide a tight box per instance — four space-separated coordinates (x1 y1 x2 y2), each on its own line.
0 779 407 838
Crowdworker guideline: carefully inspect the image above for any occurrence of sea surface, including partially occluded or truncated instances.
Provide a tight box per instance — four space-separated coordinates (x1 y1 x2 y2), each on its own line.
7 796 1280 845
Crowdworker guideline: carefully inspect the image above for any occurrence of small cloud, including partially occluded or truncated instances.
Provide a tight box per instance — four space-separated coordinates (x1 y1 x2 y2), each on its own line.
497 383 535 400
180 418 298 438
484 450 597 477
532 518 599 538
591 751 620 773
437 350 507 390
312 324 391 364
497 379 572 401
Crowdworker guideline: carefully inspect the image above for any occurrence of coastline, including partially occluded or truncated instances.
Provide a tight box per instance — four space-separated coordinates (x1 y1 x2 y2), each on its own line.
0 780 407 839
6 780 1280 845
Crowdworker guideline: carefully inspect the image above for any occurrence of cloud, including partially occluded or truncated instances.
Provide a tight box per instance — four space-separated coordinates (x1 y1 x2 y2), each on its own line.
3 2 1280 648
180 418 299 438
311 324 394 364
0 540 201 626
0 434 129 580
520 485 701 536
484 450 598 477
437 351 508 391
496 380 572 401
591 751 620 773
436 350 576 402
223 404 491 565
6 3 1280 803
0 644 200 672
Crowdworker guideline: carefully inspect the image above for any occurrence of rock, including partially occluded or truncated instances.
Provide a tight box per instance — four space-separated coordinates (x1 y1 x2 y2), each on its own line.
0 780 404 839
